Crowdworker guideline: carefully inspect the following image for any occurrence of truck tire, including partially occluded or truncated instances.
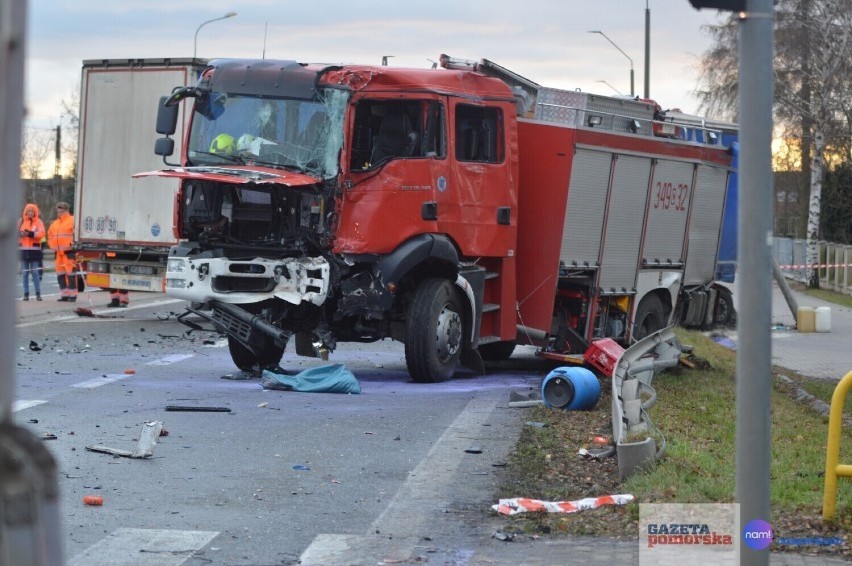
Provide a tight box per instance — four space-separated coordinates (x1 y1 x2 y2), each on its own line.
715 290 735 327
228 336 284 372
405 278 464 383
633 294 665 341
479 340 516 361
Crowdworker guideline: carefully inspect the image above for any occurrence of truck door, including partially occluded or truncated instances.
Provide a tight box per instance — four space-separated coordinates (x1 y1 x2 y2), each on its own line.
445 100 516 258
339 96 449 253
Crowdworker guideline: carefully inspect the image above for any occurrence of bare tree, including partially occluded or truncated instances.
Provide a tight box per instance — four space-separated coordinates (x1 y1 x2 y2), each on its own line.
776 2 852 286
60 83 80 178
694 16 739 123
19 125 54 201
696 0 852 287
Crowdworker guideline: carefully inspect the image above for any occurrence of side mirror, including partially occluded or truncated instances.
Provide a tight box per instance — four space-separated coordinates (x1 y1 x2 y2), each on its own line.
154 137 175 157
156 96 179 135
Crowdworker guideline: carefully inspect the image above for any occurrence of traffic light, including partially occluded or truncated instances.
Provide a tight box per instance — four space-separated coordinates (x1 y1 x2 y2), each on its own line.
688 0 746 10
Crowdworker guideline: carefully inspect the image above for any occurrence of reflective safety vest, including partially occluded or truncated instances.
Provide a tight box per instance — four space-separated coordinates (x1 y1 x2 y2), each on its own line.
48 213 75 252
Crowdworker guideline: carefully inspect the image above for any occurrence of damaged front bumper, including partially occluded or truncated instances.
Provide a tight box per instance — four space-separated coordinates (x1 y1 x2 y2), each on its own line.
165 254 331 306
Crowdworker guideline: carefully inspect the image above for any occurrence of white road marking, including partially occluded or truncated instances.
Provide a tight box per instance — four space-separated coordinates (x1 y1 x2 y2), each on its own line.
72 374 129 389
301 391 503 564
15 298 186 329
13 400 47 412
146 353 195 366
68 528 219 566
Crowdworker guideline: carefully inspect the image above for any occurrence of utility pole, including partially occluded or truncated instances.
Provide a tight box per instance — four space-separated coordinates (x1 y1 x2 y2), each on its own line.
688 1 771 564
0 2 65 564
644 1 650 98
735 1 774 563
54 125 61 178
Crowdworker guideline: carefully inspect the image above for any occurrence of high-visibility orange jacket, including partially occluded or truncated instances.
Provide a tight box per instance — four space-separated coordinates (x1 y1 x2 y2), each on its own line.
19 203 46 256
48 212 75 252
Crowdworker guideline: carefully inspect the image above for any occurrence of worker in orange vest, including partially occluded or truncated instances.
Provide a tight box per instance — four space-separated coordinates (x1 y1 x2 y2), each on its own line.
47 201 78 302
18 203 45 301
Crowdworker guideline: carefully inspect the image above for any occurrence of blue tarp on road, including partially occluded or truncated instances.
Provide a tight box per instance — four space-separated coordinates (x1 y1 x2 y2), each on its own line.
261 363 362 394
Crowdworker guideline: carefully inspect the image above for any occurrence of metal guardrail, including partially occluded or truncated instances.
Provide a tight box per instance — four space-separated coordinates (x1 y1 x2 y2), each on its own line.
823 370 852 520
774 237 852 295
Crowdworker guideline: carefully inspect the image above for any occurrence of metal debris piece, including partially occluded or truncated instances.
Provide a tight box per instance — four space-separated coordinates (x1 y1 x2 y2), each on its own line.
85 421 163 458
164 405 231 412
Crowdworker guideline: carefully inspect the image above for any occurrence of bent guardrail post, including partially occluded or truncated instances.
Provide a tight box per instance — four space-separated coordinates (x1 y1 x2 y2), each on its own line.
823 370 852 520
611 326 680 479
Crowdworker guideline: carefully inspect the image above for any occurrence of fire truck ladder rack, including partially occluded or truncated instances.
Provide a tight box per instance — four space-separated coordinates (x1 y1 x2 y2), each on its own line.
439 53 732 147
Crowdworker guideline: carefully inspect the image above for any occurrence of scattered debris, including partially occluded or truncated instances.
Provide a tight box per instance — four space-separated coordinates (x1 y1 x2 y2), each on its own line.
41 433 57 440
29 341 42 352
492 494 634 516
577 446 616 460
508 390 544 408
165 405 231 412
292 465 311 471
710 334 737 351
86 421 163 459
464 445 483 454
525 421 547 428
74 307 120 319
221 372 256 380
492 531 515 542
123 368 136 375
83 495 104 506
258 402 269 408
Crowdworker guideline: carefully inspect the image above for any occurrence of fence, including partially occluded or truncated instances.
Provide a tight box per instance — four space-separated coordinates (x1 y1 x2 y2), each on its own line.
773 237 852 295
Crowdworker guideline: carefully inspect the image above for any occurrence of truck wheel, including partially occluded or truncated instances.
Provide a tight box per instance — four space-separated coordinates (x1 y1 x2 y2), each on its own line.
228 336 284 372
715 290 735 327
405 278 464 383
633 294 665 341
479 340 516 361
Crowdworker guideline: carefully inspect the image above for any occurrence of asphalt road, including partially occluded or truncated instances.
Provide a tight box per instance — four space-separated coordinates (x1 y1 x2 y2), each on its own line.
13 291 550 565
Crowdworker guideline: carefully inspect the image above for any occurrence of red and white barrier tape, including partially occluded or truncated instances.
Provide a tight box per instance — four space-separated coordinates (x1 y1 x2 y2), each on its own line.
779 263 852 269
492 494 634 515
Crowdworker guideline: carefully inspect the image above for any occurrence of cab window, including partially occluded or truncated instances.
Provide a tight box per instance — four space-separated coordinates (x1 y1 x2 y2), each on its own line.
349 100 445 170
455 104 504 163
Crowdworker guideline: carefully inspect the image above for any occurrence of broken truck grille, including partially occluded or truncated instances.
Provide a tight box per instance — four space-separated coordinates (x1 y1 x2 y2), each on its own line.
212 276 277 293
212 305 252 342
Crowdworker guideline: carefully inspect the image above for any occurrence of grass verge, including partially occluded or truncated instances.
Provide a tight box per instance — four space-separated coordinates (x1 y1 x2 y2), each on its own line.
495 328 852 556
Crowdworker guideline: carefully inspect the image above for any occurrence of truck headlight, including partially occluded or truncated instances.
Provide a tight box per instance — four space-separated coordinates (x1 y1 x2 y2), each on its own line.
167 258 188 273
166 279 188 289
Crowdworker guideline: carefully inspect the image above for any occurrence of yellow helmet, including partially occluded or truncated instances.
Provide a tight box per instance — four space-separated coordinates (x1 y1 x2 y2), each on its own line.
209 133 235 154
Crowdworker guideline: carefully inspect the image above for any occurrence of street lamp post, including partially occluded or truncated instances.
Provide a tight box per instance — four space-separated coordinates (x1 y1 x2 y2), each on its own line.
588 30 635 97
194 11 238 60
644 0 651 99
596 80 623 96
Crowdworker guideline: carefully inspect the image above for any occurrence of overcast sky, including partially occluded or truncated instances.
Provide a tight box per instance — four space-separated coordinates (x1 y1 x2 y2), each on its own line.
24 0 726 133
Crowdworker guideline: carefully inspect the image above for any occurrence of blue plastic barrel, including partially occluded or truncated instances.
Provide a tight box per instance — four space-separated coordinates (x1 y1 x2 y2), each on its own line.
541 367 601 411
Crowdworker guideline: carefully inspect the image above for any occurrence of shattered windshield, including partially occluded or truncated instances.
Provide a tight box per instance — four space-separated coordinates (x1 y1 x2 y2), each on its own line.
187 87 348 179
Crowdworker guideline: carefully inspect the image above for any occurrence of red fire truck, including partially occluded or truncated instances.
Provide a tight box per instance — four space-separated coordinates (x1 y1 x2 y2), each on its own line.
141 55 733 382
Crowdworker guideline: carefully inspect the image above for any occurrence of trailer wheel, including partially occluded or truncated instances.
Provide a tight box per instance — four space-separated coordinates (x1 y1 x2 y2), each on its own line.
479 340 516 361
405 278 464 383
715 290 735 327
633 294 665 341
228 336 284 372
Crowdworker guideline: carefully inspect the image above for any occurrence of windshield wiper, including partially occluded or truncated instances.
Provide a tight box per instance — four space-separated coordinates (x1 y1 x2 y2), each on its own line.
191 151 247 165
